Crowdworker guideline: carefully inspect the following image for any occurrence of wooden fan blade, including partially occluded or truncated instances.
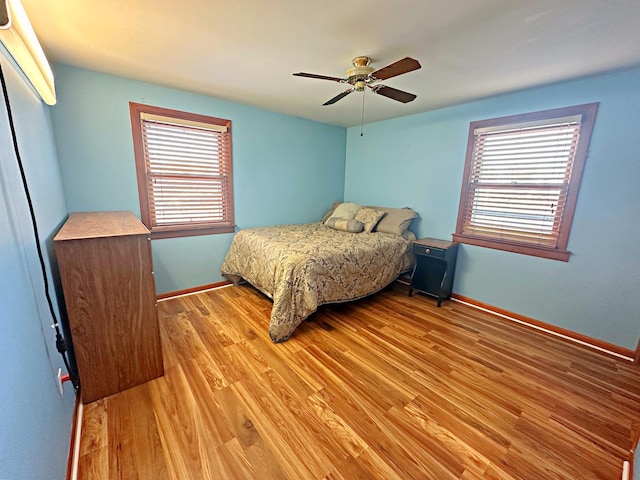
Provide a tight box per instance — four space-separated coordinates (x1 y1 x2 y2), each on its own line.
370 57 421 81
370 85 417 103
293 72 346 83
323 89 354 106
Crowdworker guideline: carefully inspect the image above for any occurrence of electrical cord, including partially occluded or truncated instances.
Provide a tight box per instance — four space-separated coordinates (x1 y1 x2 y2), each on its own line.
0 61 78 390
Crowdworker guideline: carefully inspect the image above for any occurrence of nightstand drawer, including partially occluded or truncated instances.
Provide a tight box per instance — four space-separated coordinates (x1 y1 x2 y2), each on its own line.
412 243 446 258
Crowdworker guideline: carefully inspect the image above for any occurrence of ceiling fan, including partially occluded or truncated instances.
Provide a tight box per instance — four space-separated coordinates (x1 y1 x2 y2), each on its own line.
293 56 421 106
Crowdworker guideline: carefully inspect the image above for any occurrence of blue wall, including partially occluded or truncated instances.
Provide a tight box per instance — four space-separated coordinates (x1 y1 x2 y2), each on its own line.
50 63 639 351
50 64 347 294
0 51 75 479
345 66 640 351
3 50 635 477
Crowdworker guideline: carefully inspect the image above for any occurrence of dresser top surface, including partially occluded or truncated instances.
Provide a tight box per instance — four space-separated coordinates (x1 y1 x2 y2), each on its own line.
54 211 149 241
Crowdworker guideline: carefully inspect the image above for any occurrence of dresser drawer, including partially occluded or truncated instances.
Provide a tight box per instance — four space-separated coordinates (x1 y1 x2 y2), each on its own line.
412 243 446 258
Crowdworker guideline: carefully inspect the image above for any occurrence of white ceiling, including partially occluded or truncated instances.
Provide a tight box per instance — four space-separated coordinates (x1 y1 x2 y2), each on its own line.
21 0 640 128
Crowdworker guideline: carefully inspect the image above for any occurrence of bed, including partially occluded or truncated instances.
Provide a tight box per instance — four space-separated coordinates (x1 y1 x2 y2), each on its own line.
220 204 417 342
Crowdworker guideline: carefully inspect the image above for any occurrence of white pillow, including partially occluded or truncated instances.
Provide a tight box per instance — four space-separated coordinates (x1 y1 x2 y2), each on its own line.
325 202 361 223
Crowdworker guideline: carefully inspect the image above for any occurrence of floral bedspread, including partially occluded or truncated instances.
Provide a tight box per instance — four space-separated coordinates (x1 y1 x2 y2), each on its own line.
220 223 413 342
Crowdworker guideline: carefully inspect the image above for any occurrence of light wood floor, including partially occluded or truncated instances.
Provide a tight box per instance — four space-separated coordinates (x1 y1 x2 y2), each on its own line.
77 283 640 479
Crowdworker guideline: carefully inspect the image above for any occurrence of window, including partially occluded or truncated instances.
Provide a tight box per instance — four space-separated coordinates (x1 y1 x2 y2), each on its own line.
129 102 234 239
453 103 598 261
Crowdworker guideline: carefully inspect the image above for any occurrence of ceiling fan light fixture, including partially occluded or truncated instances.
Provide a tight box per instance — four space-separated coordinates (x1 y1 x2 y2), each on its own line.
346 56 375 84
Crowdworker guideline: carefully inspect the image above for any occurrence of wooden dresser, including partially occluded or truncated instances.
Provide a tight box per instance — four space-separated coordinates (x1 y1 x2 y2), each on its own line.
54 211 164 403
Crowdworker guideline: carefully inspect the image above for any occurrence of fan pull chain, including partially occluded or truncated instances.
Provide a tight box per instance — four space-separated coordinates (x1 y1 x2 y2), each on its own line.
360 88 366 137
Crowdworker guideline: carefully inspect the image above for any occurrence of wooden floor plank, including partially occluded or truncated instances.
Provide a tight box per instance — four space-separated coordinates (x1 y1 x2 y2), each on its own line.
106 385 168 480
78 399 108 457
77 282 640 479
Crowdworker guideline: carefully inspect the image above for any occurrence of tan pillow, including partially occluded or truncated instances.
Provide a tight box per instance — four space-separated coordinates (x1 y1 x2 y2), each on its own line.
371 206 418 235
324 202 361 224
324 217 364 233
320 201 341 223
353 207 386 233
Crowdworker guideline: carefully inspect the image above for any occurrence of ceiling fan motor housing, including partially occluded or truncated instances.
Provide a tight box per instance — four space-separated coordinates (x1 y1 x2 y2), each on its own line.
347 56 375 90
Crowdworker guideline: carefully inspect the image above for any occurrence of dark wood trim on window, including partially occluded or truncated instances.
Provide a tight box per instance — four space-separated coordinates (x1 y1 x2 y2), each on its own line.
454 103 598 261
129 102 235 239
130 103 154 230
451 233 571 261
148 225 235 240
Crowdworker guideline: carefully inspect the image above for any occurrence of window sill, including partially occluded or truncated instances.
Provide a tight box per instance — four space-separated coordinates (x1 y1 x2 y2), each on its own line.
452 233 570 261
149 224 236 239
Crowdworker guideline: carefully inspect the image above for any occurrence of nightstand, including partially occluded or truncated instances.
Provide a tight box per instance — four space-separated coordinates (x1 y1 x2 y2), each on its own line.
409 237 459 307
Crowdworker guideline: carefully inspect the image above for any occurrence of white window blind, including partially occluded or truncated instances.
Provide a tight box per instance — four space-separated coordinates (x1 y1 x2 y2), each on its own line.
130 102 234 238
460 120 580 247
